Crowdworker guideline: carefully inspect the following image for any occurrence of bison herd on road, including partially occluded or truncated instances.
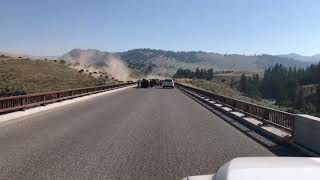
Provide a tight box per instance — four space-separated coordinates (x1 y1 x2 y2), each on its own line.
138 79 160 88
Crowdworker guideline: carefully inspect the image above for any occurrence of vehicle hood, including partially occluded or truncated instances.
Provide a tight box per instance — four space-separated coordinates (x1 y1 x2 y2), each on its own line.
182 174 214 180
182 157 320 180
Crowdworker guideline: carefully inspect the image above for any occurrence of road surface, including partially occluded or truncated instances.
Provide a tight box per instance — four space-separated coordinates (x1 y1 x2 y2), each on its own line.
0 87 275 179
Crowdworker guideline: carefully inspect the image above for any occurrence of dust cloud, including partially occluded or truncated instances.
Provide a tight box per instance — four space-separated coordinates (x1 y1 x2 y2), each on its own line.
69 53 130 81
146 74 167 79
102 56 130 81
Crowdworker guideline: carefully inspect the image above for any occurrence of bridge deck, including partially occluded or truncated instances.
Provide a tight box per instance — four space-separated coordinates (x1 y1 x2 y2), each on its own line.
0 87 295 179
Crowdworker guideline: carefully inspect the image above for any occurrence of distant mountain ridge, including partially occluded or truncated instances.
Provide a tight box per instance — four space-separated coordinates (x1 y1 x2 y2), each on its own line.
0 52 58 60
278 53 320 63
60 49 111 65
60 49 314 75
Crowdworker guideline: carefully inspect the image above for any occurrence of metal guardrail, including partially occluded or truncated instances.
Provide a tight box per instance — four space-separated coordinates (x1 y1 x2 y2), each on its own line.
0 82 136 114
176 83 295 133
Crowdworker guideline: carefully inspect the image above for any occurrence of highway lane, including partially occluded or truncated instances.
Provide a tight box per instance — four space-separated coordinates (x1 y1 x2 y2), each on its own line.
0 87 274 179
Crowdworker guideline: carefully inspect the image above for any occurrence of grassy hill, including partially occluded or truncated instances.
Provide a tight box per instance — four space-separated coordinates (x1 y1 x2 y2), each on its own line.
0 57 110 97
177 78 289 111
177 78 244 99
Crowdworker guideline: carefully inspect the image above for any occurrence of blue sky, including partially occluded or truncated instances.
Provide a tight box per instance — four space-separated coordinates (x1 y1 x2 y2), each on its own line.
0 0 319 56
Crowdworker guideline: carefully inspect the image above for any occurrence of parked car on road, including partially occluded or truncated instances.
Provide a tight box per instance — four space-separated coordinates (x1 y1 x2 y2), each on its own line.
162 79 174 88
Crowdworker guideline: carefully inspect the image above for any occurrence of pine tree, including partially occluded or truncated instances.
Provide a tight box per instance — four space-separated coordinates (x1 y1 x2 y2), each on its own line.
239 74 248 93
230 78 234 88
195 68 200 79
206 69 214 80
295 89 305 110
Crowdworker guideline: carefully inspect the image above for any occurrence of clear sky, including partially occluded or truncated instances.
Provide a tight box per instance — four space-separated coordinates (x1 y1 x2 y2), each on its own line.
1 0 319 56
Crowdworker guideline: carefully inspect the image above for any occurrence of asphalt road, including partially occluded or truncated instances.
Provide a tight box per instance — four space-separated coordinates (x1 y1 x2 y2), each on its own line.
0 87 274 180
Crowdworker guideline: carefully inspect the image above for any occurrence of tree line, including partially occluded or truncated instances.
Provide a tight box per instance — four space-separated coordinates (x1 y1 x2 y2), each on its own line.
239 63 320 115
173 68 214 80
173 68 235 80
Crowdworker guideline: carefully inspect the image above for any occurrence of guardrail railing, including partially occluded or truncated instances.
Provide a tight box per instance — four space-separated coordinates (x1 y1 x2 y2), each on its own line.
0 82 136 114
176 83 295 133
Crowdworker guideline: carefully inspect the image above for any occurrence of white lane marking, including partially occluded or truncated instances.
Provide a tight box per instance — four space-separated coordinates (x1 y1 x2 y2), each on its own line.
0 85 136 123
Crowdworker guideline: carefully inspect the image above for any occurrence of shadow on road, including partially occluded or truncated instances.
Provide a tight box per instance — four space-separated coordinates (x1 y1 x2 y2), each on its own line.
134 86 175 90
178 88 309 157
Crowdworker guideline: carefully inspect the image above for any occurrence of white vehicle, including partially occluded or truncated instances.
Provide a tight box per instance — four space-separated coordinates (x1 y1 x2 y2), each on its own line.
182 157 320 180
162 79 175 88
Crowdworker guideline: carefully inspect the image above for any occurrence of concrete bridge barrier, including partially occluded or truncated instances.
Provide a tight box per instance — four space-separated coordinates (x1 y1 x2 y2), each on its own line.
294 115 320 154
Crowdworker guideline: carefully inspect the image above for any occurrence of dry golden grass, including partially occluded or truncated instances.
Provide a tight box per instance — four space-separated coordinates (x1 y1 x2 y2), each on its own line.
0 57 112 96
177 78 289 111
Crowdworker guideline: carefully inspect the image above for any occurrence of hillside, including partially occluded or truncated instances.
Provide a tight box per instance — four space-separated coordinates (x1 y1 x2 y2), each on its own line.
60 49 313 76
0 52 58 60
177 78 289 111
0 57 110 97
60 49 137 80
278 53 320 63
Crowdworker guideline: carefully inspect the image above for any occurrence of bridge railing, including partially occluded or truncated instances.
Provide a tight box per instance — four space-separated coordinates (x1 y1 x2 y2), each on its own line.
176 83 295 133
0 82 136 114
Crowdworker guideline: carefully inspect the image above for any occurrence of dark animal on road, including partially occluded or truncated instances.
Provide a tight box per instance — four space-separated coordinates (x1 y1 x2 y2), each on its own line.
140 79 150 88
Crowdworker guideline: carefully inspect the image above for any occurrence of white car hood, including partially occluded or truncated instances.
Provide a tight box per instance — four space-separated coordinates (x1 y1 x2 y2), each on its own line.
183 174 214 180
183 157 320 180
